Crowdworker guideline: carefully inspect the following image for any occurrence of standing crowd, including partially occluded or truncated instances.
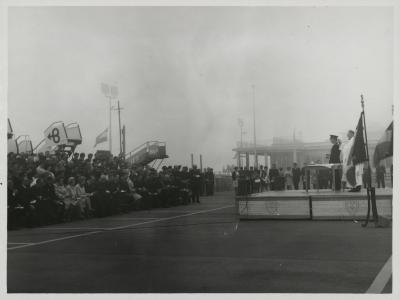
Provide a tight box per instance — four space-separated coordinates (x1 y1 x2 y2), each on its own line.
231 163 303 195
7 151 215 230
232 161 392 196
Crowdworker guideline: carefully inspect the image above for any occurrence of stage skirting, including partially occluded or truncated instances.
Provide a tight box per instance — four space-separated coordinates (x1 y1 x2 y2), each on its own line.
236 189 392 220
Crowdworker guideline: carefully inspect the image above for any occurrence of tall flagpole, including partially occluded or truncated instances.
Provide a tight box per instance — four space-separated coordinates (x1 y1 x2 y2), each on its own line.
361 94 379 227
252 84 257 168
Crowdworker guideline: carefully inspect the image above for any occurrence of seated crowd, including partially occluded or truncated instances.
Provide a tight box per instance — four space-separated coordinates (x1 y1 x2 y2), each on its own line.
7 151 215 230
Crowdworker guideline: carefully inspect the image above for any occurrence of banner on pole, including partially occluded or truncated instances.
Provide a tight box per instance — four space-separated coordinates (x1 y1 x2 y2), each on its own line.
94 128 108 147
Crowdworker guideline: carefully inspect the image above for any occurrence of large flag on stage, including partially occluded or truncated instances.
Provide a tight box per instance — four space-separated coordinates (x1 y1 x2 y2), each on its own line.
373 121 393 167
94 128 108 147
350 113 368 165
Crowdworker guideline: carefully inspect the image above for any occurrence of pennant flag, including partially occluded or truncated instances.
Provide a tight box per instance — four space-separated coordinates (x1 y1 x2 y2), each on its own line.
373 121 393 167
8 118 13 139
350 113 368 165
94 128 108 147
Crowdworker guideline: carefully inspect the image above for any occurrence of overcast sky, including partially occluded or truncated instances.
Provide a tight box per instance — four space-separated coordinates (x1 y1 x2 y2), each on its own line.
8 6 393 170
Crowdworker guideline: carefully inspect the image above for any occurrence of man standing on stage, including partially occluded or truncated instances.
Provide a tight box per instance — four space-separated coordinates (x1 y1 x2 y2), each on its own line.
292 163 301 190
329 134 342 191
341 130 363 192
301 162 308 190
376 164 386 188
232 167 239 195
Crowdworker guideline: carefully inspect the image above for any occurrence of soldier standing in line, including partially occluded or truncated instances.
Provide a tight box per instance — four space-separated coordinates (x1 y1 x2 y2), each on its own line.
238 167 246 195
206 168 215 195
329 134 342 191
269 164 279 191
301 162 308 190
249 166 255 193
376 164 386 188
190 165 201 203
243 166 251 194
232 167 239 195
292 163 301 190
253 167 261 193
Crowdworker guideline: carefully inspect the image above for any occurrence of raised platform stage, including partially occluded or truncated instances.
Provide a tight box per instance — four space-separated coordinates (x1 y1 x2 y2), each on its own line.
236 189 393 220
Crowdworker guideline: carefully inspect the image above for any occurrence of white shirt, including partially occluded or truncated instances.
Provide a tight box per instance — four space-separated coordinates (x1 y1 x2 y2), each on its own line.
341 137 354 167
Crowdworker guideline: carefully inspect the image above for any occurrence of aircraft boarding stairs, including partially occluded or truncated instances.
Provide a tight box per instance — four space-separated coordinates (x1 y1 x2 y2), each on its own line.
125 141 168 169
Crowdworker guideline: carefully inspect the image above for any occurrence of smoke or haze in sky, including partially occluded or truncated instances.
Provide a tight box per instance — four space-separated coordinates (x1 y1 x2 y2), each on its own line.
8 6 393 170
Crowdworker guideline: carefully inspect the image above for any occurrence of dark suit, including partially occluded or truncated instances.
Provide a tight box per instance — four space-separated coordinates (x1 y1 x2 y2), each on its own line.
269 168 279 191
329 144 341 164
190 169 202 203
292 167 301 190
329 143 341 190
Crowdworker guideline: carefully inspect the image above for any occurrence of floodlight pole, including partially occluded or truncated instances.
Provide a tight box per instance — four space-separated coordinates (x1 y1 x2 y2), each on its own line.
116 100 123 156
109 96 112 154
252 84 258 168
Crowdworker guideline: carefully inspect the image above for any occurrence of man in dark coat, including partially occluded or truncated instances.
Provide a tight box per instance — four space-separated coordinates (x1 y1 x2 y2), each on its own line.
376 164 386 188
269 164 279 191
329 134 342 190
189 165 202 203
292 163 301 190
301 162 309 190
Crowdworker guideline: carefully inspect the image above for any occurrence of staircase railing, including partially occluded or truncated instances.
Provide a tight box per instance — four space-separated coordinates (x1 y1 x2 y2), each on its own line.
125 141 167 165
125 141 166 159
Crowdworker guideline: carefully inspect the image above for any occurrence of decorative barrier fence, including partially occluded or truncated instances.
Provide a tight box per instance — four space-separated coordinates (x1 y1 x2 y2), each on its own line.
236 190 392 220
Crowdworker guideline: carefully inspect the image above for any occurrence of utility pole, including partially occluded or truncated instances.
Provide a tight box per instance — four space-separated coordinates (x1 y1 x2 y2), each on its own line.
122 125 126 157
252 84 258 168
238 118 245 167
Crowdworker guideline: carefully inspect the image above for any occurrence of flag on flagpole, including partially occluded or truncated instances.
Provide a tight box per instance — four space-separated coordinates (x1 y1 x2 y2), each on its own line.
373 121 393 167
94 128 108 147
350 113 368 165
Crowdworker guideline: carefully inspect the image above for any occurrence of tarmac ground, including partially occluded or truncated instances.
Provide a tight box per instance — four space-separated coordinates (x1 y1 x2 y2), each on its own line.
7 191 392 293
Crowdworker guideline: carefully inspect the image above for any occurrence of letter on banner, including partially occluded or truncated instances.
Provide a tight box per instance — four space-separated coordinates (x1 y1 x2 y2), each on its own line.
44 122 68 147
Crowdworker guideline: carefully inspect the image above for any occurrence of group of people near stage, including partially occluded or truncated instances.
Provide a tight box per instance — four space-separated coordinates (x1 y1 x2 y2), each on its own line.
231 163 305 195
232 130 392 195
7 151 215 230
329 130 392 192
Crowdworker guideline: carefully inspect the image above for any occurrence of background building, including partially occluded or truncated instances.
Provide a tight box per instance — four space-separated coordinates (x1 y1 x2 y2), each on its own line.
233 135 391 170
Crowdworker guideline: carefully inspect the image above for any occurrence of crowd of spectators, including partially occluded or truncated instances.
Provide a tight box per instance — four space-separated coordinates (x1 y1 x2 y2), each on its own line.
7 151 215 230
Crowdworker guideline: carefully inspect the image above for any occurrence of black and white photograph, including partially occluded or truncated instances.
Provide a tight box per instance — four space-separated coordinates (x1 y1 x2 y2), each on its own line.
2 0 398 296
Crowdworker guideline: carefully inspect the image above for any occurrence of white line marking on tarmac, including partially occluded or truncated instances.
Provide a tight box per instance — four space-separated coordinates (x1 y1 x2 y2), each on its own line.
7 242 34 245
141 210 202 213
7 205 234 251
366 255 392 293
37 227 111 230
106 217 159 220
7 230 103 250
108 205 234 230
